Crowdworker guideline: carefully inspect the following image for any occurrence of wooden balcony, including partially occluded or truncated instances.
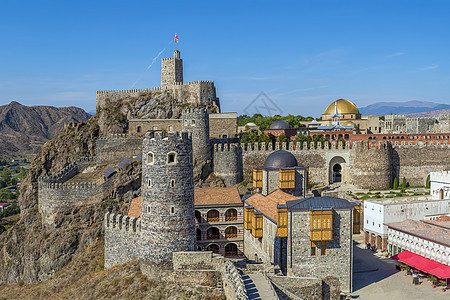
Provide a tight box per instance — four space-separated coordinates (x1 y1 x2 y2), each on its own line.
207 217 220 223
225 233 238 239
225 216 238 221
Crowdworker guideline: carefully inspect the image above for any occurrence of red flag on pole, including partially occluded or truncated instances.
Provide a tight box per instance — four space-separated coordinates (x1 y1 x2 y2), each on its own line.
174 33 179 43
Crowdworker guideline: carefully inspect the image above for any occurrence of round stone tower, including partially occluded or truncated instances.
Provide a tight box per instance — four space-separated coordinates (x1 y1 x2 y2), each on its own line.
182 108 212 165
139 131 196 263
351 141 392 190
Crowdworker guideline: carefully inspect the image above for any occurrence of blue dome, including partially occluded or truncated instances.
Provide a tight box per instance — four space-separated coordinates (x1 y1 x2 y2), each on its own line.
264 150 298 169
270 120 290 130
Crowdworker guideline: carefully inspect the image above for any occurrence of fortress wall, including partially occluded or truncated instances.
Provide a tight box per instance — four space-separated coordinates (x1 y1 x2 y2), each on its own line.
392 143 450 186
209 114 237 138
104 212 140 269
128 119 182 137
38 175 117 224
39 156 96 183
213 143 243 186
95 88 162 112
96 137 143 164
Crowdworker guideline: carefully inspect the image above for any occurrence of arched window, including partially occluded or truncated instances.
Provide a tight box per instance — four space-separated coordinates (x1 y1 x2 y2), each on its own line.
225 209 237 221
136 125 142 133
147 152 154 165
225 243 238 257
207 227 220 240
167 152 177 164
206 244 220 254
225 226 237 238
170 179 175 188
195 210 202 223
207 210 220 222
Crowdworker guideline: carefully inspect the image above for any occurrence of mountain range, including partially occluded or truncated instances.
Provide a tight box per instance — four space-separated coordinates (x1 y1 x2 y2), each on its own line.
0 101 91 159
359 100 450 116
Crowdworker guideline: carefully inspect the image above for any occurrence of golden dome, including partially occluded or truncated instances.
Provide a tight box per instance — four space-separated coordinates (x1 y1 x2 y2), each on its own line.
342 121 355 126
324 99 360 115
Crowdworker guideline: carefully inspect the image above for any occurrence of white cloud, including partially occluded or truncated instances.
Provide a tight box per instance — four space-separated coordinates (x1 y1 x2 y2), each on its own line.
418 64 439 71
388 51 405 58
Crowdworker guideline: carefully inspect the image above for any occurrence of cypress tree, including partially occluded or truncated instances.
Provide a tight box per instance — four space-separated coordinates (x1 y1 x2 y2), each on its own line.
393 177 398 189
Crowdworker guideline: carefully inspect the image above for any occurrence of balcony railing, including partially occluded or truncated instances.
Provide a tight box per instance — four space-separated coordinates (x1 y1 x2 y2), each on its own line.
207 217 220 223
225 216 238 221
207 234 220 240
225 251 238 257
225 233 238 239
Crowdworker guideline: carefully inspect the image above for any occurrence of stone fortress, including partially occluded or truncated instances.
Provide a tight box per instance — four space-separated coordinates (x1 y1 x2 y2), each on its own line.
35 49 450 297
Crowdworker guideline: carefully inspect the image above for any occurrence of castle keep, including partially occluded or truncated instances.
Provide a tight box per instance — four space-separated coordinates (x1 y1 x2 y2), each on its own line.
96 50 220 114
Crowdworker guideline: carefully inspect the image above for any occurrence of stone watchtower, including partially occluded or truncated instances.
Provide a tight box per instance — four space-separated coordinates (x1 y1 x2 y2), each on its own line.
161 50 183 90
139 131 196 263
182 108 212 165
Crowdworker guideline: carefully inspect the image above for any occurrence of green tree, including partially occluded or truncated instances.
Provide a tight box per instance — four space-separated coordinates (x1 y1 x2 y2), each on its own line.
402 177 407 189
426 176 430 188
278 133 287 143
393 177 398 189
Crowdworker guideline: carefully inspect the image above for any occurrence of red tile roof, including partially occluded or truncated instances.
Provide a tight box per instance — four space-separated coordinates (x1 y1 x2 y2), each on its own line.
245 190 300 222
194 187 241 206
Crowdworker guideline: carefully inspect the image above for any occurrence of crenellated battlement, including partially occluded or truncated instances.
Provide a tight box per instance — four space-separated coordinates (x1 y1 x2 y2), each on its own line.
105 212 140 233
96 87 162 95
38 156 96 183
144 131 189 141
213 143 241 152
39 181 97 190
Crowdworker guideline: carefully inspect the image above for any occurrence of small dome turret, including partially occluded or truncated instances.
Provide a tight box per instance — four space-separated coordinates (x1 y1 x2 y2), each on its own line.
264 150 298 169
173 50 180 59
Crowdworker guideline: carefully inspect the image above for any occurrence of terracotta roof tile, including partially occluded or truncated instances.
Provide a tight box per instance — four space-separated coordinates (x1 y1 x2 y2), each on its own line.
194 187 242 206
245 190 300 222
128 196 141 218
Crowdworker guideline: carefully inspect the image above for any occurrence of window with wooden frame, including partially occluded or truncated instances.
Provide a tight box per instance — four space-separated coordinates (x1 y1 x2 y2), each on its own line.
353 205 361 234
244 206 253 230
253 169 263 188
320 241 327 256
251 211 263 238
277 205 288 237
279 169 295 189
310 210 333 241
311 241 317 256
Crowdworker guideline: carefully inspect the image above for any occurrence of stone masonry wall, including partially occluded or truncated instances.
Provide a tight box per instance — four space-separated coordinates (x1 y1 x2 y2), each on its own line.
104 212 140 269
96 136 143 164
392 143 450 186
287 209 353 293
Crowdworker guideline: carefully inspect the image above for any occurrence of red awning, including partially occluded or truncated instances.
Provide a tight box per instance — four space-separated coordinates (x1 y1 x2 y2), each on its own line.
391 250 450 279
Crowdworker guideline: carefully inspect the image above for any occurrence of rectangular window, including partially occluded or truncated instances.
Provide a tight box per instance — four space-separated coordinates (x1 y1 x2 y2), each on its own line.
279 169 295 189
153 126 158 130
320 241 327 256
311 241 317 256
253 169 263 188
310 210 333 241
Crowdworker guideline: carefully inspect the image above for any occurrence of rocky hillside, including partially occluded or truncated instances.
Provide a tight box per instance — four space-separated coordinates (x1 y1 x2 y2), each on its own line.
0 101 91 159
0 92 225 298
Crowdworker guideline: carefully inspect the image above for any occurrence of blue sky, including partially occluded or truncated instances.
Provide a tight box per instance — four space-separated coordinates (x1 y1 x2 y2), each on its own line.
1 0 449 117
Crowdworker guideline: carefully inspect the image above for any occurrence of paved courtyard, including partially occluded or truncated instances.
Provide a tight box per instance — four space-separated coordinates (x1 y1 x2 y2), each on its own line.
352 234 448 299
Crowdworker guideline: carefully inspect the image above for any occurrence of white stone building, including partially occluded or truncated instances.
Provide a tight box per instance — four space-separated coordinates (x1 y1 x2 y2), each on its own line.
430 171 450 200
363 195 450 250
386 218 450 265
